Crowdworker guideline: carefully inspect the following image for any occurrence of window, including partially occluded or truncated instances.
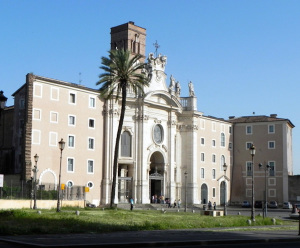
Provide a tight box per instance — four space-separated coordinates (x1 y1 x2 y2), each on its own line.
220 155 225 171
201 153 205 162
69 115 76 126
89 96 96 108
212 169 216 179
268 141 275 149
212 139 216 147
67 181 73 188
213 187 216 197
269 161 275 176
229 126 232 134
34 83 42 97
121 131 131 157
212 122 216 131
32 129 41 145
88 138 95 150
221 133 225 147
212 154 216 163
201 168 205 178
246 142 252 150
68 135 75 148
69 92 76 104
67 158 74 172
87 181 94 189
50 112 58 123
51 87 59 101
87 160 94 174
88 118 95 128
200 119 205 129
33 109 41 120
19 99 25 109
201 137 205 145
229 142 232 150
49 132 57 146
268 124 275 134
246 126 252 134
246 161 252 176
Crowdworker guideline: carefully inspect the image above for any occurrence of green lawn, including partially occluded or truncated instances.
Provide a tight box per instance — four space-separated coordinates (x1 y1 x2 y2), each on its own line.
0 208 296 235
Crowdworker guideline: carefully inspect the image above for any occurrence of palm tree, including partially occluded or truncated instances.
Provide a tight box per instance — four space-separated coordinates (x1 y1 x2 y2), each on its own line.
97 49 149 208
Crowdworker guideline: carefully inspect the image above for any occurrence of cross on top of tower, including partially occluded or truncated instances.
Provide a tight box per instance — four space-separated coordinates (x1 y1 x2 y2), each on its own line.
153 40 160 57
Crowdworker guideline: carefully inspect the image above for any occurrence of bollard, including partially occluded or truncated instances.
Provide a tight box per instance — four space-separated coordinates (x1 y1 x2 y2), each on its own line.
192 210 195 213
237 212 241 215
272 218 276 225
247 219 252 225
75 210 80 216
177 209 180 212
37 211 41 215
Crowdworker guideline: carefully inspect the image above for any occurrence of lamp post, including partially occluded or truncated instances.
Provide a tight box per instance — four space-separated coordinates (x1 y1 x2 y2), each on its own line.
57 138 65 212
184 171 188 212
223 162 228 216
32 154 39 209
259 163 270 218
0 91 8 119
250 144 256 222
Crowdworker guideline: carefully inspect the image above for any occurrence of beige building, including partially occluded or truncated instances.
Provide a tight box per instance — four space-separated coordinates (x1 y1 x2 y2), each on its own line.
0 22 294 207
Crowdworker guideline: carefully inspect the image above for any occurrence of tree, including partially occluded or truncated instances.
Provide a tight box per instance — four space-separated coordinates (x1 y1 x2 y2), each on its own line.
97 49 149 207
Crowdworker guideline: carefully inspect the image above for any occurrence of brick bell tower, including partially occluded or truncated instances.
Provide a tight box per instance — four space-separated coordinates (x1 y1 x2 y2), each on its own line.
110 21 146 61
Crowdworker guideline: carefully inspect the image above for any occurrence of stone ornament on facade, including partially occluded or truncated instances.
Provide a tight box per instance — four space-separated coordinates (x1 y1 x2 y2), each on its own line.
188 81 195 97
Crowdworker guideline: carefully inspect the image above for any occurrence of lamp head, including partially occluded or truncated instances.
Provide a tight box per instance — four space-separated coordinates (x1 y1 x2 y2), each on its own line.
223 162 228 172
0 91 8 110
58 138 65 151
34 154 39 163
249 144 256 156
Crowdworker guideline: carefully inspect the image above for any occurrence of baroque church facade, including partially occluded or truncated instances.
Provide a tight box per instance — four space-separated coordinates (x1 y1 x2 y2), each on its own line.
0 22 293 207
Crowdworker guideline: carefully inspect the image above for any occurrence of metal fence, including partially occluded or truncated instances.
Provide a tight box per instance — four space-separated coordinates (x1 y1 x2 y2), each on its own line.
0 179 86 200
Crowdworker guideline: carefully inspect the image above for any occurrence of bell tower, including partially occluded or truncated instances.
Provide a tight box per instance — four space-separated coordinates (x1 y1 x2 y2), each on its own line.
110 21 146 61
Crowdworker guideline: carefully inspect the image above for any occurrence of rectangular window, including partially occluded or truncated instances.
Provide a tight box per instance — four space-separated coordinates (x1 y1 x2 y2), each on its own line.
51 87 59 101
33 109 41 120
213 188 216 197
88 138 95 150
212 122 216 131
67 158 74 172
69 92 76 104
212 154 216 163
229 142 232 150
34 83 42 98
87 160 94 174
68 135 75 148
212 169 216 179
89 96 96 108
201 168 205 178
268 141 275 149
88 118 95 128
246 142 252 150
201 153 205 162
19 99 25 109
212 139 216 147
269 161 275 176
32 129 41 145
229 126 232 134
201 137 205 145
69 115 76 126
246 161 252 176
50 112 58 123
201 119 205 129
268 124 275 134
49 132 57 146
246 126 252 134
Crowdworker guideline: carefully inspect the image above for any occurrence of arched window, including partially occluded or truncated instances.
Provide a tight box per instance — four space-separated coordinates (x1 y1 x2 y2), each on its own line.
221 133 225 147
220 155 225 171
121 131 131 157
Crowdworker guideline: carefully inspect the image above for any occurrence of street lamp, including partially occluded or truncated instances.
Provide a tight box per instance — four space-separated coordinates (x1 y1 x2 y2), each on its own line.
32 154 39 209
184 171 188 212
259 163 270 218
250 144 256 222
0 90 8 123
57 138 65 212
223 162 228 216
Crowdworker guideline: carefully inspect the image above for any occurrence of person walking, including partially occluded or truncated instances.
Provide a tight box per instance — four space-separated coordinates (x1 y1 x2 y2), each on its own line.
130 198 134 211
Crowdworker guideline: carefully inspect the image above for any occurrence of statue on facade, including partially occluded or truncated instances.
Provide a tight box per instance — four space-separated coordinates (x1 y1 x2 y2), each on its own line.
175 81 181 96
169 75 175 93
188 81 195 97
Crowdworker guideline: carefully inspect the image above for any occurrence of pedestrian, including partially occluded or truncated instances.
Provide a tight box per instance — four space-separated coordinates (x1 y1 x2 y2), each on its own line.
130 198 134 211
208 201 212 210
213 202 216 210
173 199 177 208
177 199 181 208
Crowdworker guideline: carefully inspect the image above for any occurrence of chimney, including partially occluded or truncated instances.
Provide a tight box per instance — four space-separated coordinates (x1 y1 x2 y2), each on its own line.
270 114 277 118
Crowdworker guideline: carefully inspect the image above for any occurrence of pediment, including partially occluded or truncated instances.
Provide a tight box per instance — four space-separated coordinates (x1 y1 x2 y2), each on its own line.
144 91 182 110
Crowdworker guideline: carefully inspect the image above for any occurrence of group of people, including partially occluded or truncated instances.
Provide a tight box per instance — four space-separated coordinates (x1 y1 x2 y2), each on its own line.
151 195 181 208
207 201 217 210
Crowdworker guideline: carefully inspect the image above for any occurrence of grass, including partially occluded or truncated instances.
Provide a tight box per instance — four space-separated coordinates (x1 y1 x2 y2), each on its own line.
0 208 297 235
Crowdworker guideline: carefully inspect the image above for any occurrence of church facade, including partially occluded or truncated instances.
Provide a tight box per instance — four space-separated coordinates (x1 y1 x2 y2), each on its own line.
0 22 293 207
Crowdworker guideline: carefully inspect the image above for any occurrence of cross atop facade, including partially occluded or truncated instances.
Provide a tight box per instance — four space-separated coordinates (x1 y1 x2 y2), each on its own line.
153 40 160 57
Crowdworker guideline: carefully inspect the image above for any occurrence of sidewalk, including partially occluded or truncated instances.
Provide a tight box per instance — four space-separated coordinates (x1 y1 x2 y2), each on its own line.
0 226 300 247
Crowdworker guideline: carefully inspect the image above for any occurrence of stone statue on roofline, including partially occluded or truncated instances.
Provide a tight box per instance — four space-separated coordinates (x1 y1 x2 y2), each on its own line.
189 81 195 97
169 75 175 93
175 81 181 97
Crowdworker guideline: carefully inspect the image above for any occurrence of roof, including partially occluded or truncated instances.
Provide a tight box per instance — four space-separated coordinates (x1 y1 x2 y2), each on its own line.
228 115 295 128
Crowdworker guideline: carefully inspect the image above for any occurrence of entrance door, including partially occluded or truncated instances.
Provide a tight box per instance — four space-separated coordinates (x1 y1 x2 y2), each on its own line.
220 181 226 206
150 179 162 198
201 184 208 204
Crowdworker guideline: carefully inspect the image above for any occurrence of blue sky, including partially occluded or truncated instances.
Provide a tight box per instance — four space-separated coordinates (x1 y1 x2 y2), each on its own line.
1 0 300 173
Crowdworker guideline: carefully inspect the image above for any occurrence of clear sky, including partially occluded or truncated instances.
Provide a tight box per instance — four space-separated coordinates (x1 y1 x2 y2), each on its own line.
1 0 300 173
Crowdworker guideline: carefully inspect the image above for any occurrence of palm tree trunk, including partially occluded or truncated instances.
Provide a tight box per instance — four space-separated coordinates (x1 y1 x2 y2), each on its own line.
110 84 127 208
